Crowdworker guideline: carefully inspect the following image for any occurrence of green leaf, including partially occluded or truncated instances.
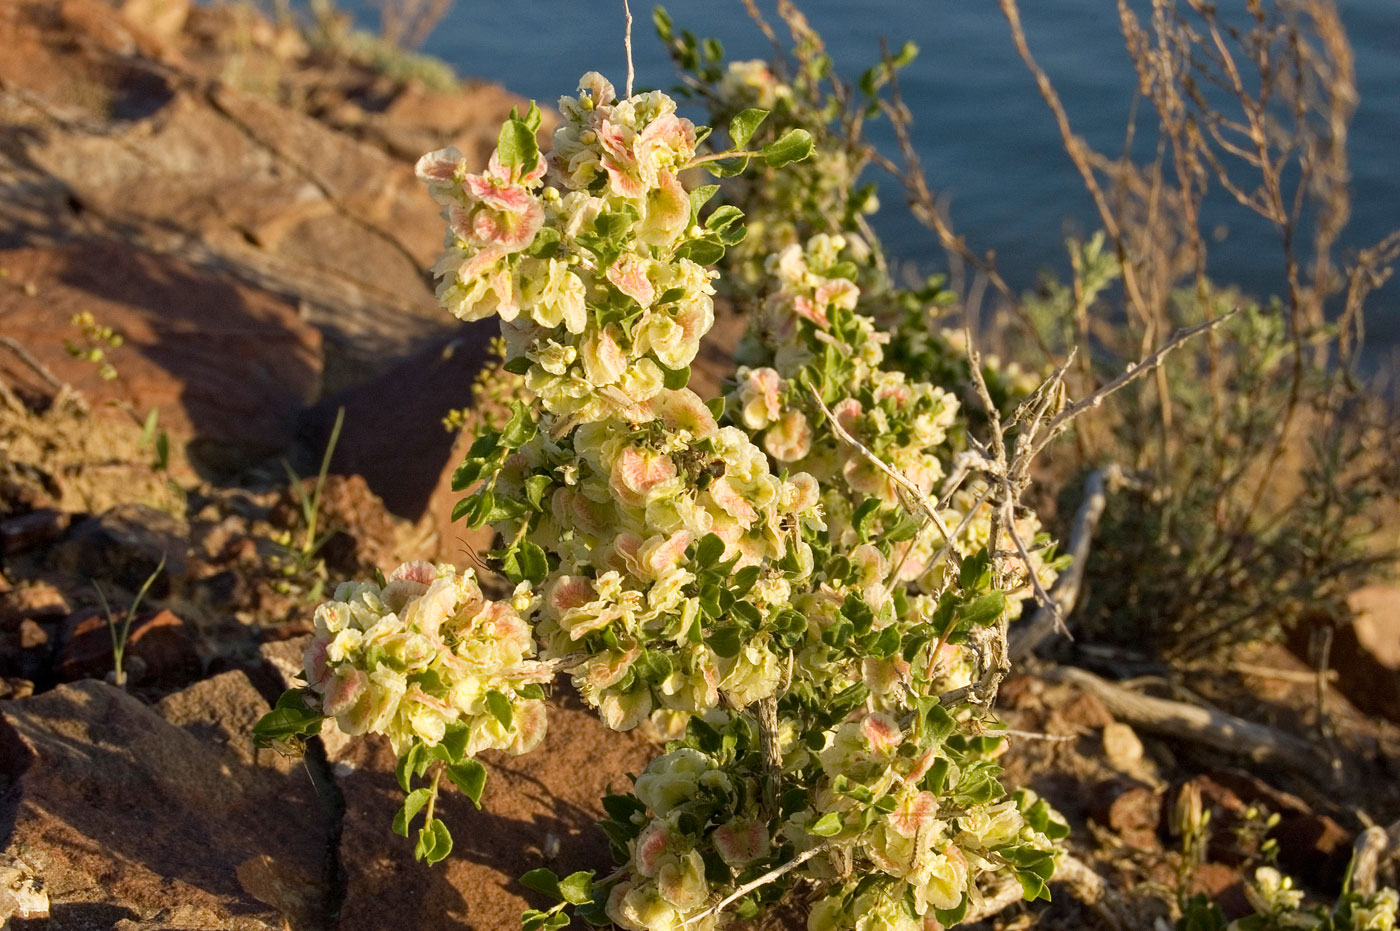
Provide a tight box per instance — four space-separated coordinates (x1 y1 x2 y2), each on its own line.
500 402 537 448
688 184 719 222
439 726 470 764
558 871 595 906
518 541 549 584
396 743 422 791
728 108 769 149
933 896 969 927
652 5 673 40
521 868 563 900
704 205 744 232
252 689 323 748
808 812 843 837
393 787 433 837
662 364 690 390
140 407 160 447
524 474 552 510
677 237 726 265
415 817 453 864
893 40 919 67
702 156 749 179
446 758 488 807
761 128 814 167
497 119 539 175
694 533 725 566
503 355 531 375
707 625 743 659
486 690 515 730
451 459 482 492
960 547 991 590
957 591 1007 628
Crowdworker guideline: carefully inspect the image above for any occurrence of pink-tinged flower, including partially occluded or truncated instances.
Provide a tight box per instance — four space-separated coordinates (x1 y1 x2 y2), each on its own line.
639 170 692 246
649 389 719 438
607 254 656 308
843 457 892 501
708 477 759 526
481 600 531 649
390 560 435 585
862 655 910 696
599 688 652 731
578 71 616 108
792 294 830 328
673 297 714 346
546 574 595 616
635 113 697 170
585 645 641 690
887 791 939 838
581 326 628 386
304 635 332 689
923 846 968 912
656 850 708 909
764 409 813 462
815 277 859 313
861 713 904 755
322 667 368 717
739 367 783 430
610 447 678 508
638 531 691 578
415 146 464 188
787 472 821 512
906 749 938 785
507 699 548 755
635 820 674 877
597 120 647 200
713 818 770 867
832 398 863 433
873 378 913 408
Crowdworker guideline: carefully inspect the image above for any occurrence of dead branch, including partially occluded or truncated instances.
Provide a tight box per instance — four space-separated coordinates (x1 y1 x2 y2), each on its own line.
1350 823 1398 897
1011 466 1115 661
1041 665 1325 776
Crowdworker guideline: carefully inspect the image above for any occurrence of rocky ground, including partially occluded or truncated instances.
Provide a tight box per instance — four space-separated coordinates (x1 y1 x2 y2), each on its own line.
1 2 1398 930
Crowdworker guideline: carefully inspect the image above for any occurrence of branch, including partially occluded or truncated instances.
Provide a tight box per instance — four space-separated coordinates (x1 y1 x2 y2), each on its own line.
681 845 827 927
1041 665 1326 776
1350 821 1400 896
622 0 634 98
808 384 959 553
1010 466 1115 661
1029 311 1238 460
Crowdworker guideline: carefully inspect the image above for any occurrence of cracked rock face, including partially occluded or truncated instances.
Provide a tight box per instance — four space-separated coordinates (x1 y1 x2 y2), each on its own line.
0 0 538 484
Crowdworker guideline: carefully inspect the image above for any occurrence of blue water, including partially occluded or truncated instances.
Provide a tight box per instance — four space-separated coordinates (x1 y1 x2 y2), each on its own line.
343 0 1400 361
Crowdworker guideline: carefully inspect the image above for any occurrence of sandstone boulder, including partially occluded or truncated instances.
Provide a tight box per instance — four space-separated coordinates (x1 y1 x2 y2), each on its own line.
0 678 333 929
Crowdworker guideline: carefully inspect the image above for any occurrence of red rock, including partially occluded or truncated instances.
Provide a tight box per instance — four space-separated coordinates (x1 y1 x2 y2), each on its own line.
0 581 70 625
1176 770 1353 888
0 508 70 555
0 678 331 929
16 619 48 650
1087 778 1162 851
0 240 322 471
56 608 199 687
333 688 659 931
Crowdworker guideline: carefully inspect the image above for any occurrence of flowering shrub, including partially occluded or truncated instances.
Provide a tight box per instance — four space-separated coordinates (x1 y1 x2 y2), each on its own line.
257 69 1069 929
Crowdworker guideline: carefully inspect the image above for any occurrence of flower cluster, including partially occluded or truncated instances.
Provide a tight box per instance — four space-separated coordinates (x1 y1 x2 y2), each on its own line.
418 74 713 427
302 561 550 757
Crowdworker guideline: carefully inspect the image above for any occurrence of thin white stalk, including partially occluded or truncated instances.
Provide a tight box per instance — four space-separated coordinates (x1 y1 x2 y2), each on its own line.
681 845 827 927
